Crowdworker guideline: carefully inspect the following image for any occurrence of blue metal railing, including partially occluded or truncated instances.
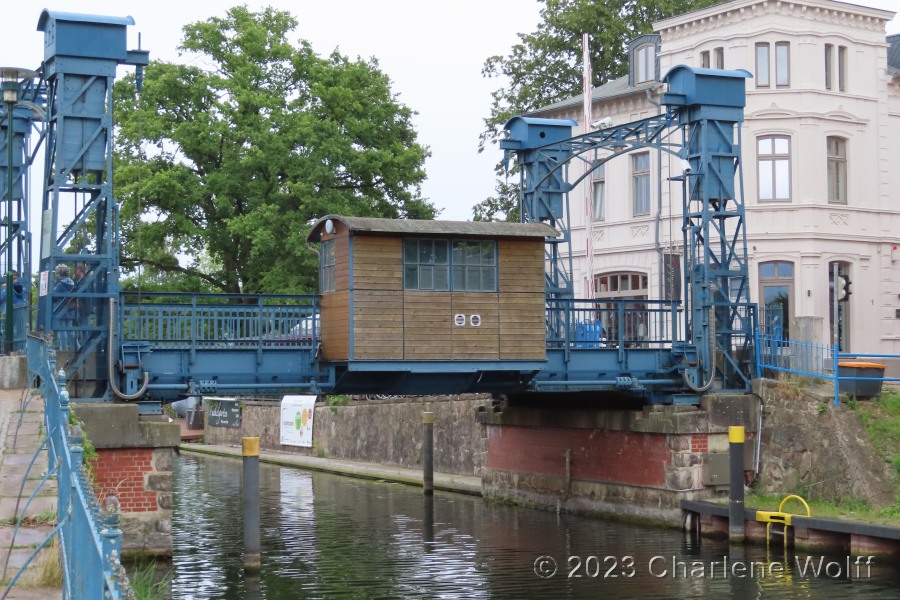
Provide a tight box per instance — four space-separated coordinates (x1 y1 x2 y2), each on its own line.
546 298 681 349
756 322 899 405
24 335 134 598
120 292 319 349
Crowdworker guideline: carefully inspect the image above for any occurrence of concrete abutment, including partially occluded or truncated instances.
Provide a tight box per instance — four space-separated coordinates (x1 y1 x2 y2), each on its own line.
72 403 180 557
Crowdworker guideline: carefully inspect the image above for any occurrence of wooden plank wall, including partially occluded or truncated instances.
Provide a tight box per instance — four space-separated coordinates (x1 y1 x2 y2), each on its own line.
352 237 404 359
320 231 350 361
498 240 546 360
345 235 546 361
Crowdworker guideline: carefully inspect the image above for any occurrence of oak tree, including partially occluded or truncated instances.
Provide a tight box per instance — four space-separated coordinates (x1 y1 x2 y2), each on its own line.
113 6 434 294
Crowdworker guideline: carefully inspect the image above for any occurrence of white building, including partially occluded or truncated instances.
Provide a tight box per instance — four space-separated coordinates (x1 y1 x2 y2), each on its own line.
531 0 899 359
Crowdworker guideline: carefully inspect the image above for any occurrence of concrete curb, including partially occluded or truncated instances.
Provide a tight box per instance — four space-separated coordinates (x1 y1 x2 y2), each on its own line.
180 443 483 496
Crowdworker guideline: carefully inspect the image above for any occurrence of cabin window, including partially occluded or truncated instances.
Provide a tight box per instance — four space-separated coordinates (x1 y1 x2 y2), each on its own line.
320 239 335 292
403 239 497 292
403 239 450 291
452 240 497 291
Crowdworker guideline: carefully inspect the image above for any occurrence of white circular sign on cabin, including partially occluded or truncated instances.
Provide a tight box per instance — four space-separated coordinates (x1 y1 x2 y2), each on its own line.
454 314 466 326
470 314 482 327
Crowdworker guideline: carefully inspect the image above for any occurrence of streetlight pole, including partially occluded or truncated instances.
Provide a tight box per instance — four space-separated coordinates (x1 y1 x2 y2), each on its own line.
1 67 36 354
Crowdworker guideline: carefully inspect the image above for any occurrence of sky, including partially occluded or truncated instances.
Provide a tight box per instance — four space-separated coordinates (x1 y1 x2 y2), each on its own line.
1 1 898 224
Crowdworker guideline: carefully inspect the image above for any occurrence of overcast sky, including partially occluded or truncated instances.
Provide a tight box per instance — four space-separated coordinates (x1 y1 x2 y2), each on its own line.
2 1 897 223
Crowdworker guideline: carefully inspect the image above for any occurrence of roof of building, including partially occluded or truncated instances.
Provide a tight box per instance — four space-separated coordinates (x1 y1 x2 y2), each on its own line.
531 76 661 116
533 1 900 114
308 215 559 242
889 34 900 78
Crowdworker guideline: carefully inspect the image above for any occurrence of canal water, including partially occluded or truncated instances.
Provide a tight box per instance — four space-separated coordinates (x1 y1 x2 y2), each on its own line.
171 454 900 599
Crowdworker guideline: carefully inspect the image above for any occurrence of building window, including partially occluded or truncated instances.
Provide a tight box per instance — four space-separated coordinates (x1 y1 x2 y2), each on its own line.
775 42 790 87
635 44 655 84
756 42 789 88
827 136 847 205
757 135 791 201
701 50 710 69
825 44 847 92
838 45 847 92
320 239 336 292
403 239 450 291
714 47 724 69
756 43 770 87
632 152 651 216
592 163 605 221
452 241 497 291
594 272 649 347
759 261 793 340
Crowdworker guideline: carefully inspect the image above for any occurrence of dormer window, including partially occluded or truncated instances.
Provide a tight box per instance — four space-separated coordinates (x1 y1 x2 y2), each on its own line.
635 44 656 83
627 35 660 86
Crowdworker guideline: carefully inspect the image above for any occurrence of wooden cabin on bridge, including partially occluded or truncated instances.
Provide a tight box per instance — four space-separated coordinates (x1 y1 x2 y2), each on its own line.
307 216 557 394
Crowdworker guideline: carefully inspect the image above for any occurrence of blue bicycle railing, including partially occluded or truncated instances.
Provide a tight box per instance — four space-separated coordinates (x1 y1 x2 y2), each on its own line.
19 334 134 598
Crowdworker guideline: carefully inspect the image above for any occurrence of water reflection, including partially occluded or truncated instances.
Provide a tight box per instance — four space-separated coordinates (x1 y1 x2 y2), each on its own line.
171 455 900 599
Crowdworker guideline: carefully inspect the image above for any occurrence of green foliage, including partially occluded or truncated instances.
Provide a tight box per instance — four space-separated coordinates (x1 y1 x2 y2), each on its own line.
326 394 349 414
113 6 435 294
856 387 900 505
816 402 827 414
474 0 720 221
128 562 171 600
312 441 326 459
69 409 99 482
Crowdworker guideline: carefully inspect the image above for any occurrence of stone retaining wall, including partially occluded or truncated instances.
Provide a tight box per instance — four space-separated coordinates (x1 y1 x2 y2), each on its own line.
205 395 493 477
754 379 895 506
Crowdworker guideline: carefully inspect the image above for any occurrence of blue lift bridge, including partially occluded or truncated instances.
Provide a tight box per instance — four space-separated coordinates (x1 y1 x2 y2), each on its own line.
7 10 756 412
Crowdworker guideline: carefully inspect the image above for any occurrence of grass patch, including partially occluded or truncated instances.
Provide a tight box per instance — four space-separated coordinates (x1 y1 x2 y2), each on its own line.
18 536 62 589
743 492 900 527
128 562 171 600
856 387 900 501
857 388 900 465
0 509 57 527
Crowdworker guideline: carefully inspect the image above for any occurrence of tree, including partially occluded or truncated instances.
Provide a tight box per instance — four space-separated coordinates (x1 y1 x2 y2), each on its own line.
113 6 435 295
474 0 719 221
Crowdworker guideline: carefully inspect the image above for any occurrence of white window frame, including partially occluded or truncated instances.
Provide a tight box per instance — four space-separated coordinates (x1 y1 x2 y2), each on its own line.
827 136 848 205
592 163 605 221
756 43 770 87
635 44 655 84
632 152 651 216
757 135 791 202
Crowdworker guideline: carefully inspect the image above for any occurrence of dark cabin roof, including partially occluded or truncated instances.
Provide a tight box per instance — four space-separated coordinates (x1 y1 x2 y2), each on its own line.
889 34 900 78
308 215 558 242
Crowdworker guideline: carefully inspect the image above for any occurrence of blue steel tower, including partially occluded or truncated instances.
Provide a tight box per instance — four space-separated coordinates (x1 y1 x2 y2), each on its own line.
35 11 148 399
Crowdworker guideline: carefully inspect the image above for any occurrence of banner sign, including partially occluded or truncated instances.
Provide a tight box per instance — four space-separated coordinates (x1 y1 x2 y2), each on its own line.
207 397 241 428
280 395 317 447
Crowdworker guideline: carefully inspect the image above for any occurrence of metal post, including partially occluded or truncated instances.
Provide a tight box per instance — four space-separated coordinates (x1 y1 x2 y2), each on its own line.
729 425 745 542
4 98 13 354
832 262 840 405
242 436 261 572
422 412 434 495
